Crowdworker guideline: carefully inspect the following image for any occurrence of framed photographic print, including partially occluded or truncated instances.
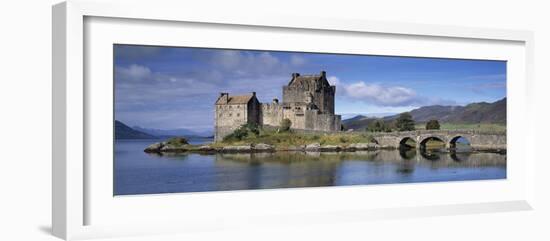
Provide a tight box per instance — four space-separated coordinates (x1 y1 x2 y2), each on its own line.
53 0 535 240
114 45 508 195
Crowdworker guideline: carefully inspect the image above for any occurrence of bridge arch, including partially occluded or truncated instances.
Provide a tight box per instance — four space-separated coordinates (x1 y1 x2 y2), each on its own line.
449 135 471 149
399 136 416 149
419 136 447 150
373 130 504 151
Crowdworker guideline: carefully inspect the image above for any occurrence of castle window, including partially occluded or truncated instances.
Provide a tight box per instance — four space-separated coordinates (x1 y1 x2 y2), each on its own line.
229 113 232 117
237 113 240 117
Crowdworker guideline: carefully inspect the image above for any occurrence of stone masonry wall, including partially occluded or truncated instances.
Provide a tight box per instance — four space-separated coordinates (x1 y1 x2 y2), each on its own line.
282 86 335 115
247 98 261 124
372 130 506 150
259 104 341 132
215 103 248 141
260 103 283 126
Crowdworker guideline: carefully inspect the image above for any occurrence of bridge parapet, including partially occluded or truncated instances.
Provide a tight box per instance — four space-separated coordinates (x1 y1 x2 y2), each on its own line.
369 129 506 150
373 129 505 136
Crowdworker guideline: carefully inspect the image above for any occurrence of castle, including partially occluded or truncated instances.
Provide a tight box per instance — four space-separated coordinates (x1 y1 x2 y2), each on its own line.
214 71 342 141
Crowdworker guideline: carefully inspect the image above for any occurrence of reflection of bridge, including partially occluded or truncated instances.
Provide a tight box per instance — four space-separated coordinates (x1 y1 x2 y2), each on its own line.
372 130 506 150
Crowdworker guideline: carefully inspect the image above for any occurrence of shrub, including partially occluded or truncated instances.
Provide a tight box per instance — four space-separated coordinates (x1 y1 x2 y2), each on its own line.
223 123 260 142
280 118 292 132
243 123 260 136
426 119 440 130
166 137 189 146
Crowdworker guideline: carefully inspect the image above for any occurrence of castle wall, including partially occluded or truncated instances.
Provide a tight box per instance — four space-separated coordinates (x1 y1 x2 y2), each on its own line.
258 100 341 133
282 84 335 114
283 103 307 130
247 98 261 124
334 115 342 131
282 86 306 104
308 112 341 132
260 103 283 126
215 103 248 141
316 86 335 115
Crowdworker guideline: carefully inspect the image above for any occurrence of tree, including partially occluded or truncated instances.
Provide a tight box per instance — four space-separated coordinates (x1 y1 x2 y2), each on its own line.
395 112 415 131
367 119 387 132
425 119 440 130
280 118 292 132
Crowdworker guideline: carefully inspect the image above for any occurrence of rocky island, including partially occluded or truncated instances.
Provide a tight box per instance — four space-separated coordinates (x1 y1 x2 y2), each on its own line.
144 132 383 154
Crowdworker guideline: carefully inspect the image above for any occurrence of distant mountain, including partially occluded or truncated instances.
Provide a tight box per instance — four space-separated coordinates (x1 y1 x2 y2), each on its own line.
385 105 463 123
342 98 506 130
448 98 506 124
115 120 158 139
132 126 213 138
340 112 396 120
341 115 375 131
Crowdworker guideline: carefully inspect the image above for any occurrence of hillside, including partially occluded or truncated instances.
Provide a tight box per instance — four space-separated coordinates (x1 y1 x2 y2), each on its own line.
343 98 506 130
342 115 375 131
132 126 213 138
115 120 158 139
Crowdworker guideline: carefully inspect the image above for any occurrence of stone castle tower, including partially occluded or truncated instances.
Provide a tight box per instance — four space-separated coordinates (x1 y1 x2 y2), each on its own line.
215 71 341 141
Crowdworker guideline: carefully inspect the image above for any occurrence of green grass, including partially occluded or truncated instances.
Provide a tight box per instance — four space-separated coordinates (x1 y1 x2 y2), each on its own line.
401 138 445 149
165 137 189 147
415 123 506 132
423 139 446 148
213 128 375 148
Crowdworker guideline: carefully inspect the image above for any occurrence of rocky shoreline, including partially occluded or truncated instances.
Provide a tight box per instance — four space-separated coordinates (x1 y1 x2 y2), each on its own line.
144 141 383 154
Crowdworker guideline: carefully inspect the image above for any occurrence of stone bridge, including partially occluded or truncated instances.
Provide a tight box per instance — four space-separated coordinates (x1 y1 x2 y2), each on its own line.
371 130 506 150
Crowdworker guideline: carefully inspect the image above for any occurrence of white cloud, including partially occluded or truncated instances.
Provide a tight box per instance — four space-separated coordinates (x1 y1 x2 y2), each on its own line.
329 75 455 107
344 81 418 106
210 50 283 77
214 50 242 70
290 55 307 66
116 64 152 81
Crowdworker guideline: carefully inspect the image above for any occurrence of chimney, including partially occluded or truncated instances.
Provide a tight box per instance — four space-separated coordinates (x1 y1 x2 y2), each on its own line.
292 73 300 79
272 98 279 104
219 92 229 104
320 70 326 78
252 92 256 97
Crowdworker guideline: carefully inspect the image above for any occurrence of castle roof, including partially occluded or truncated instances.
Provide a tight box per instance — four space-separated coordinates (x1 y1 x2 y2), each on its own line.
215 93 256 105
288 71 331 87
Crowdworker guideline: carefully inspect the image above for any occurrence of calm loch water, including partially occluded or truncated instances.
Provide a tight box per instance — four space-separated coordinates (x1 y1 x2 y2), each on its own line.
114 139 506 195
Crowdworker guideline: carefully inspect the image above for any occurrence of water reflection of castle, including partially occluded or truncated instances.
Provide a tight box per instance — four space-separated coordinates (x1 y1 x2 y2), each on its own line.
212 150 506 189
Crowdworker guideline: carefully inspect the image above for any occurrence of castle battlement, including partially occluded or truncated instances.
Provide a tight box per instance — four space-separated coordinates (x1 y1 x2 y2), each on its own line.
214 71 342 141
261 103 283 109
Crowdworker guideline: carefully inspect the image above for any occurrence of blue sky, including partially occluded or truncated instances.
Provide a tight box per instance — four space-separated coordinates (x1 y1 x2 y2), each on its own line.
114 44 506 132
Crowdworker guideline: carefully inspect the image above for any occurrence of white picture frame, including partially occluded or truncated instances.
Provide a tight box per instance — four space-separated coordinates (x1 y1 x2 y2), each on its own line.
52 0 535 240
